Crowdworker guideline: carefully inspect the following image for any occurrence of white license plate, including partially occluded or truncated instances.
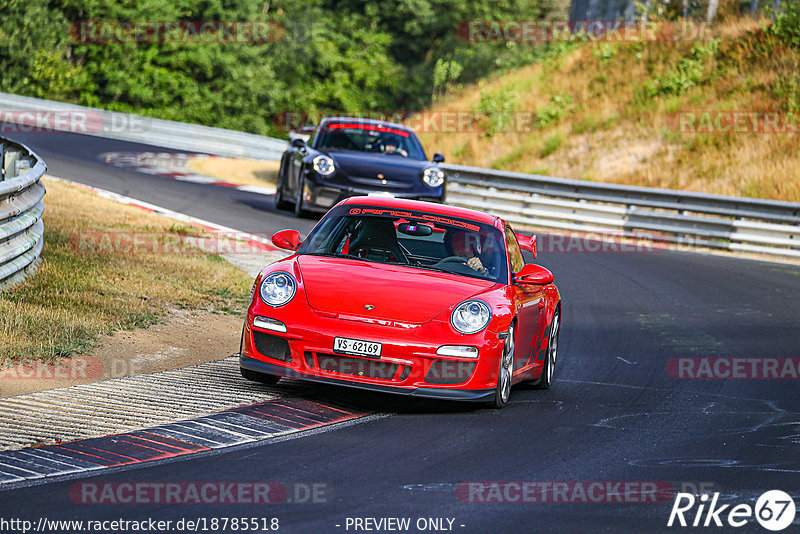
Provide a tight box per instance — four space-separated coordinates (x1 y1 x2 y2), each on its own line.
367 192 395 197
333 337 382 358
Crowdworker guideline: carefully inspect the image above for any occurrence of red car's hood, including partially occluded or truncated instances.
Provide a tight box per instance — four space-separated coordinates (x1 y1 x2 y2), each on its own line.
297 256 495 323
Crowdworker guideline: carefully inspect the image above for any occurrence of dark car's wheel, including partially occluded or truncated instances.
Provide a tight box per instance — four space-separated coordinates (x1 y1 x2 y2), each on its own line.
294 172 309 217
240 367 281 385
274 166 293 211
532 308 560 390
490 322 516 409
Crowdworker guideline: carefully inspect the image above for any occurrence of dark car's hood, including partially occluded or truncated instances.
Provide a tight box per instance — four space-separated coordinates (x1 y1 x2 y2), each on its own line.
297 255 494 323
323 150 433 183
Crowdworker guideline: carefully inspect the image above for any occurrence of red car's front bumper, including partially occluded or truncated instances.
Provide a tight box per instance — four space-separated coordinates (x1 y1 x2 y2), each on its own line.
239 307 505 402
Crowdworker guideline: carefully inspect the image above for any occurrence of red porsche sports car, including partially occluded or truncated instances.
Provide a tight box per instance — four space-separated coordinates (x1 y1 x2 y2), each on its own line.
239 197 561 408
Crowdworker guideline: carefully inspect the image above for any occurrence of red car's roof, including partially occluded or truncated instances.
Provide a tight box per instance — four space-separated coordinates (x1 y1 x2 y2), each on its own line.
340 196 502 227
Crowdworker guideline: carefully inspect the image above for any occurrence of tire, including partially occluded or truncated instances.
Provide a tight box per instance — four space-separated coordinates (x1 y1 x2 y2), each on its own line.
294 173 309 218
532 308 560 390
240 367 281 385
489 322 516 409
274 168 293 211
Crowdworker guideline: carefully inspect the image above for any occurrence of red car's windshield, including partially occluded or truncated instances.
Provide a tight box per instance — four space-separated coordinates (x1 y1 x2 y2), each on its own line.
298 205 508 283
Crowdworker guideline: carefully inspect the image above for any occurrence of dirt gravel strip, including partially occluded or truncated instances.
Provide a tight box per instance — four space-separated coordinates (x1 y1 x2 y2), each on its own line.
0 356 314 452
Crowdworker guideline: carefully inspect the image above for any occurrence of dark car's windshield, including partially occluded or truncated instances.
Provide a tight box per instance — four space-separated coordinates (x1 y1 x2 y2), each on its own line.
313 122 427 161
297 205 508 283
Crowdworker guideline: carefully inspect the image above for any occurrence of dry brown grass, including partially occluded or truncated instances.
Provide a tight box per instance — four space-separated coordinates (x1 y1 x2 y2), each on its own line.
187 157 279 188
0 178 252 363
416 17 800 201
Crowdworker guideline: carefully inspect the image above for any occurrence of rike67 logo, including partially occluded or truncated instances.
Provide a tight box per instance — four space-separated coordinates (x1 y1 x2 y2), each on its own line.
668 490 796 531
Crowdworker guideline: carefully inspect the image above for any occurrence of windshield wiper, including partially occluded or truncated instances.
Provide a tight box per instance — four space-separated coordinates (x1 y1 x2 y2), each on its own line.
405 263 449 273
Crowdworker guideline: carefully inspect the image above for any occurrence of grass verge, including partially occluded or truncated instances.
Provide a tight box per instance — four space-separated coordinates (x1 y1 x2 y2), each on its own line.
0 178 252 363
417 16 800 201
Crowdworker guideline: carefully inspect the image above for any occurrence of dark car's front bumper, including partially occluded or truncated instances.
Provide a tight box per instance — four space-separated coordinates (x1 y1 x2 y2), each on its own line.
303 173 445 213
240 354 494 402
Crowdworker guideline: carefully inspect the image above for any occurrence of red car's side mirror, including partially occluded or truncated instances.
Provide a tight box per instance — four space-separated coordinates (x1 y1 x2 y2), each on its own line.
272 229 302 251
516 264 554 285
516 233 537 259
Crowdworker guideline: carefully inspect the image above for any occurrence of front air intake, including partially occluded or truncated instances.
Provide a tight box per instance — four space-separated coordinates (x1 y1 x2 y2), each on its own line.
425 361 476 385
253 332 291 362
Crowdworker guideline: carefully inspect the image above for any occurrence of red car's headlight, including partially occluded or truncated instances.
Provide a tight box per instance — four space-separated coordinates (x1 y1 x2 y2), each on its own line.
451 299 491 335
260 271 296 307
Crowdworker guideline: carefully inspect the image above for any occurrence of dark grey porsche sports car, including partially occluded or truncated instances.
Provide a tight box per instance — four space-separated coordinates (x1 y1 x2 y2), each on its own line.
275 117 446 216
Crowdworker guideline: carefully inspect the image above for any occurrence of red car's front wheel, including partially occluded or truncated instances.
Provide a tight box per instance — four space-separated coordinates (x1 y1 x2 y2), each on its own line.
532 309 560 390
490 323 516 409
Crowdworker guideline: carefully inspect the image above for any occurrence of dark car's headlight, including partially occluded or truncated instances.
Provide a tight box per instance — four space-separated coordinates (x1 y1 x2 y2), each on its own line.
313 155 335 176
422 166 445 187
451 300 491 334
260 272 296 306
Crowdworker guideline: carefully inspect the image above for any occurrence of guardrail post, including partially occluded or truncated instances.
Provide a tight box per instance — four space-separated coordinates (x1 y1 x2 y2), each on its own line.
4 148 20 180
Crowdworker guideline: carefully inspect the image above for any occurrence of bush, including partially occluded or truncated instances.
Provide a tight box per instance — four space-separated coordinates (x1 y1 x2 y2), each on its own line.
536 94 573 127
771 0 800 48
646 39 720 97
475 88 517 137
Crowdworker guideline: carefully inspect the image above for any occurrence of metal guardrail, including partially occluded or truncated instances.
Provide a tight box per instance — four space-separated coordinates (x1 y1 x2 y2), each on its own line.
442 163 800 258
0 93 288 160
0 136 47 289
3 93 797 258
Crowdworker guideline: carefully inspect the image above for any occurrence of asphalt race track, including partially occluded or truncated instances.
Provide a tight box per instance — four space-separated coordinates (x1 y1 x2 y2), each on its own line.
9 131 312 236
3 132 800 533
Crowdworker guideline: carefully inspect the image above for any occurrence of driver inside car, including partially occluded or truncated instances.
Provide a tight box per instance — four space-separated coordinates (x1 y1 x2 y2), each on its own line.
383 137 408 157
443 228 499 276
